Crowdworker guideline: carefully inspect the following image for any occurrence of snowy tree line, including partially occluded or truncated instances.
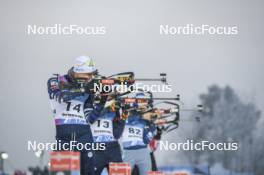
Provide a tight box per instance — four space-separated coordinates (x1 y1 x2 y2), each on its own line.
185 85 264 175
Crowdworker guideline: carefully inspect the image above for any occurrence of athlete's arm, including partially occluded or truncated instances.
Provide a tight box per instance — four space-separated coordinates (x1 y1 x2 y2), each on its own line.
113 110 126 139
84 94 107 124
143 121 157 144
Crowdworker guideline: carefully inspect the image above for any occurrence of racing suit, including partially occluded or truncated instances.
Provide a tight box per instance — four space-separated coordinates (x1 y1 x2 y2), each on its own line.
91 108 125 175
47 75 105 175
122 112 157 175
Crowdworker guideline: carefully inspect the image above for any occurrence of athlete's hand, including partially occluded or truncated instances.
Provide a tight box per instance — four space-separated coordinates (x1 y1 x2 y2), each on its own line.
110 100 121 112
121 110 129 120
103 99 120 112
154 109 165 117
142 112 157 121
93 93 108 106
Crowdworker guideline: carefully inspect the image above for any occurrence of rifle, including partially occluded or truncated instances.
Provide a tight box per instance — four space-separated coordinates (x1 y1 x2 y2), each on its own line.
55 72 167 95
153 102 203 133
106 88 203 134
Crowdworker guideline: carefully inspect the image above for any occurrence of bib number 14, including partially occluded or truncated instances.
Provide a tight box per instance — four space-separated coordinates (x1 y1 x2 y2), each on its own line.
66 102 81 113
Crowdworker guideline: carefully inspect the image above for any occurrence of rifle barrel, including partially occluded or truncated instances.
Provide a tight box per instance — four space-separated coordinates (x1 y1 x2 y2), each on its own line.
135 78 164 81
152 97 179 100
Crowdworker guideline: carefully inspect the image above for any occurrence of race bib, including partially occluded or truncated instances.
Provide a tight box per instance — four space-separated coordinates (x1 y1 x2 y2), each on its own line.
53 98 87 125
91 119 115 142
123 125 143 142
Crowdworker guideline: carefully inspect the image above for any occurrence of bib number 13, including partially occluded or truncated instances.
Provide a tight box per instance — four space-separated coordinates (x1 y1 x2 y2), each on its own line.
97 120 110 128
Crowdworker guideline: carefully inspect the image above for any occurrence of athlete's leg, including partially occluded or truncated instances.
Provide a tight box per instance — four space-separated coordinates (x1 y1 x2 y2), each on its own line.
123 149 136 172
94 150 107 175
78 129 95 175
107 142 123 162
136 148 152 175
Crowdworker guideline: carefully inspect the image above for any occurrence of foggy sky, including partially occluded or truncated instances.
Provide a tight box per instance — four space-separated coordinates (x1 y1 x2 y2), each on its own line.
0 0 263 172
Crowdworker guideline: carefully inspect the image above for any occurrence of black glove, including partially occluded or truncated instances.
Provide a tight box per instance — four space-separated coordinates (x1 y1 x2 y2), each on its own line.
93 93 108 106
154 126 162 140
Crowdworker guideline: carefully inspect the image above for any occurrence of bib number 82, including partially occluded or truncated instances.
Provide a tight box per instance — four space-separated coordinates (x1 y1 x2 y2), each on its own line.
128 128 141 135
